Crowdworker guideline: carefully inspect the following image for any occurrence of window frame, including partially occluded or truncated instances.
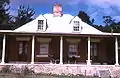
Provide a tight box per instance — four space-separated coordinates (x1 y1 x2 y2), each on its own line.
68 43 78 56
18 41 28 55
38 20 44 30
36 38 51 57
36 42 49 57
73 21 80 31
90 42 99 61
40 43 49 55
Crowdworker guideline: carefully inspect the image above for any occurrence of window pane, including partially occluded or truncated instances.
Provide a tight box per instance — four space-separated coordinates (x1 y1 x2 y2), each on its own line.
19 43 23 55
24 44 27 54
90 43 98 57
73 21 80 31
19 42 28 55
69 44 77 55
94 49 97 56
40 43 48 55
38 20 44 30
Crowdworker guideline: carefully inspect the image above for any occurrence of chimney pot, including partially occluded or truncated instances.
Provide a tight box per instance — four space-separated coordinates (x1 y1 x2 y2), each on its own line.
53 4 63 17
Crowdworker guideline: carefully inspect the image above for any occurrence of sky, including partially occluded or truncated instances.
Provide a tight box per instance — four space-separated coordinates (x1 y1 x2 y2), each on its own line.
9 0 120 25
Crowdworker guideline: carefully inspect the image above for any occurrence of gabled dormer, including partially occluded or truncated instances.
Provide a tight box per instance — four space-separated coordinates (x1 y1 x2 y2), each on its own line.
70 16 82 33
37 15 48 32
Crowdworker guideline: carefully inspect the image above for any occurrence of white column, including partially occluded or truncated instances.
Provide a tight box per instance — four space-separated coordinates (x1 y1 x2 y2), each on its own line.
1 34 6 64
31 35 35 64
115 37 119 65
60 36 63 64
87 37 91 65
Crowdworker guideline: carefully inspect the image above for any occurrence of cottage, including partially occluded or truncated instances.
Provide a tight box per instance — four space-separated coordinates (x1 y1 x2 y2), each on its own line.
0 4 120 66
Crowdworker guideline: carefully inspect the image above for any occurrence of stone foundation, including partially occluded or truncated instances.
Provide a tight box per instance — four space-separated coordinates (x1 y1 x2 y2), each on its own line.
0 64 120 77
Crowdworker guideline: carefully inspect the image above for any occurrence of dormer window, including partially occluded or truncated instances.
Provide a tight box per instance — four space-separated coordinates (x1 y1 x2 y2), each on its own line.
73 21 80 31
38 20 44 30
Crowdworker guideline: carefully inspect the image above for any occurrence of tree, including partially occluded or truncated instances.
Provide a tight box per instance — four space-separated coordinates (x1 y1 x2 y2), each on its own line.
0 0 10 25
12 5 35 29
78 11 93 25
77 11 120 33
102 16 120 33
110 21 120 33
103 16 115 26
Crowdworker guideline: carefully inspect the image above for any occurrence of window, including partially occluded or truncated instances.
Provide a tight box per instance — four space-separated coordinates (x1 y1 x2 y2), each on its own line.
40 43 49 55
38 20 44 30
19 42 28 55
90 43 98 61
36 38 51 57
73 21 80 31
69 44 77 56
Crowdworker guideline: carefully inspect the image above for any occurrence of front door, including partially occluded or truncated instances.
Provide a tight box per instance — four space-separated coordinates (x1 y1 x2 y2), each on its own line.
18 41 28 61
90 43 99 62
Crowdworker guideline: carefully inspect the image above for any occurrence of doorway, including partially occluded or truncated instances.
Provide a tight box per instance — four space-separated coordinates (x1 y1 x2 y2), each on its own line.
18 41 28 61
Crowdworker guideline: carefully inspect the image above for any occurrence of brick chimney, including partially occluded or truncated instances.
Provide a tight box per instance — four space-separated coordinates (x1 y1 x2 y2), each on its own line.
53 4 63 17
